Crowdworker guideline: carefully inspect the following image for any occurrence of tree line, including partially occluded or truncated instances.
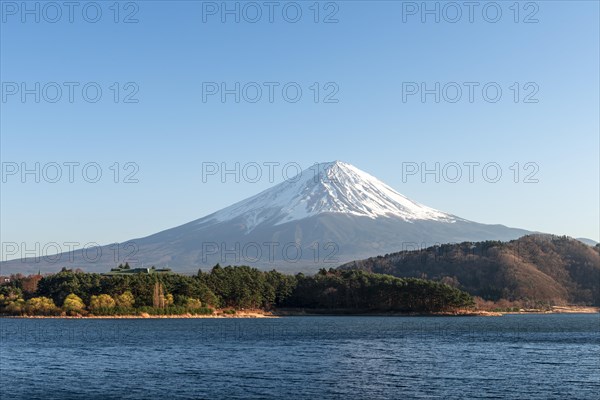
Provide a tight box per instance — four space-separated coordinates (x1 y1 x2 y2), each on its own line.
0 265 474 316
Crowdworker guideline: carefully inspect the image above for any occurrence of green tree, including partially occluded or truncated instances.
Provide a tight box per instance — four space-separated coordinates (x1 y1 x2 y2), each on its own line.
25 297 59 316
89 294 116 311
62 293 86 315
186 298 202 309
4 298 26 315
115 291 135 308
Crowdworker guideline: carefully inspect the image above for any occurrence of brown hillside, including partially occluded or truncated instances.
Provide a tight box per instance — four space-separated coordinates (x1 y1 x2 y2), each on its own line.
339 235 600 306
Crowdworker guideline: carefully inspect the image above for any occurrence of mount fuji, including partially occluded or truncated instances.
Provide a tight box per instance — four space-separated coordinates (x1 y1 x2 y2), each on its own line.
2 161 531 274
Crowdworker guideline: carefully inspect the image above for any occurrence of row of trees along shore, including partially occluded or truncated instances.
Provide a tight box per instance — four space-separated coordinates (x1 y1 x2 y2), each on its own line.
0 265 474 316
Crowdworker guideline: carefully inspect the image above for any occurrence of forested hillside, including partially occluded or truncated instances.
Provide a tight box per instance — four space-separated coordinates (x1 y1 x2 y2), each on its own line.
339 235 600 306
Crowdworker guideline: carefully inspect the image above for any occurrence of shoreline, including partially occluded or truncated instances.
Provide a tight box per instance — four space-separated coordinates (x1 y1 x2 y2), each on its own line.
2 306 598 319
1 310 278 319
503 306 600 315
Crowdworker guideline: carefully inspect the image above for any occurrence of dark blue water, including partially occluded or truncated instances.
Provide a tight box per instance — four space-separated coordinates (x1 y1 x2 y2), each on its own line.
1 314 599 399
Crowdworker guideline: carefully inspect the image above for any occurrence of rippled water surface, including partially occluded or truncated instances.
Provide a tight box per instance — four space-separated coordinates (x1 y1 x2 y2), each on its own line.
1 314 599 399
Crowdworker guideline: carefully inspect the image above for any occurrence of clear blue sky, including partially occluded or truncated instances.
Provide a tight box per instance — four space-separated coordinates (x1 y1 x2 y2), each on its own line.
1 0 599 259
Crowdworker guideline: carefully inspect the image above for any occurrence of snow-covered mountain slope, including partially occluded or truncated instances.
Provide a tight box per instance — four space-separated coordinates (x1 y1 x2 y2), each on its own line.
204 161 456 232
1 161 534 274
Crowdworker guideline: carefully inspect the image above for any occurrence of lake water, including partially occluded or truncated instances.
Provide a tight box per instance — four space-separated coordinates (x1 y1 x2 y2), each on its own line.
1 314 599 399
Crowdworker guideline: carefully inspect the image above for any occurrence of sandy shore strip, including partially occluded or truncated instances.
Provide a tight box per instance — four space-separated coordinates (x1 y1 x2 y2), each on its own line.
3 311 278 319
2 306 598 319
550 306 599 313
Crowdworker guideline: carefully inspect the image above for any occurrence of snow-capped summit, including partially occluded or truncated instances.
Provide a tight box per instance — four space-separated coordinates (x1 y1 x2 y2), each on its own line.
208 161 455 232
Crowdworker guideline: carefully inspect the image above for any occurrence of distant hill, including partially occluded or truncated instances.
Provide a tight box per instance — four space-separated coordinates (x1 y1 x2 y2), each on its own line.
339 235 600 306
577 237 599 246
